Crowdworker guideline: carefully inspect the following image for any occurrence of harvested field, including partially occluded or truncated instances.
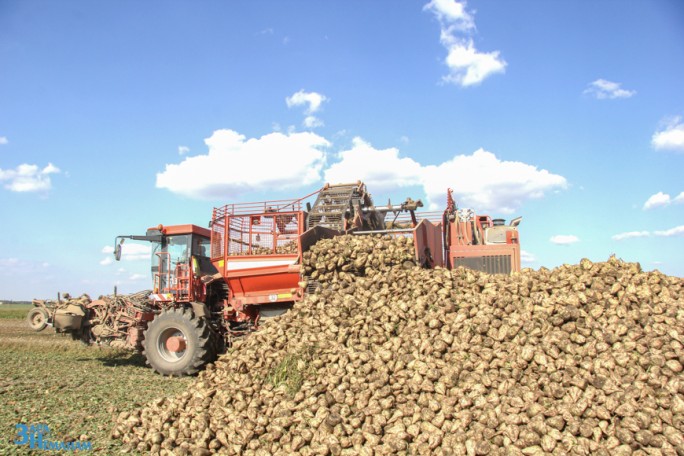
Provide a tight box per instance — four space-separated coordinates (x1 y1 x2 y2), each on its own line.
0 309 191 455
114 234 684 455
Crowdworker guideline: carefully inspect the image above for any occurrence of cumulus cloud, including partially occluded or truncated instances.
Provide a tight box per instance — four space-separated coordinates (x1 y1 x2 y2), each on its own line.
286 90 328 114
420 149 566 213
550 235 579 245
156 130 566 215
424 0 474 31
324 138 566 213
442 40 507 87
643 191 671 210
674 192 684 203
654 225 684 237
0 162 60 192
652 117 684 152
156 129 330 199
0 136 7 145
584 79 636 99
178 145 190 155
324 138 423 192
612 231 650 241
286 90 328 129
424 0 506 87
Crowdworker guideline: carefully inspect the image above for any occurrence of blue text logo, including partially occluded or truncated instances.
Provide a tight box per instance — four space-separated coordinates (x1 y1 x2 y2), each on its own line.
14 424 92 451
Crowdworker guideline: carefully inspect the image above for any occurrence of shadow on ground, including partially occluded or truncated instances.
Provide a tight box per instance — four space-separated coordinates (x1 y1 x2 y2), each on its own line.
76 351 148 368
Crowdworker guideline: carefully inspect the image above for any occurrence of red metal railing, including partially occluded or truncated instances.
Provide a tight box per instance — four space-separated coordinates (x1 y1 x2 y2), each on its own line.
213 199 302 219
384 210 443 226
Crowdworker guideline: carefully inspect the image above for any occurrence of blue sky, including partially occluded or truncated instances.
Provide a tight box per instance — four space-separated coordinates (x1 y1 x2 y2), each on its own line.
1 0 683 300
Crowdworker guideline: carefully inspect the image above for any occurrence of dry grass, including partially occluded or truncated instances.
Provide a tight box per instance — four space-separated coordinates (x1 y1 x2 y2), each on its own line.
0 308 192 454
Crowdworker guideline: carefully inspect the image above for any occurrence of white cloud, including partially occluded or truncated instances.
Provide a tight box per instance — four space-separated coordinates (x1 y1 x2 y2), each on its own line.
424 0 474 31
324 137 423 192
178 146 190 155
157 130 566 215
286 90 329 129
654 225 684 237
286 90 328 114
443 40 507 87
611 224 684 240
612 231 650 241
0 136 7 145
324 139 566 214
643 191 671 210
101 243 151 262
652 117 684 152
521 250 536 264
303 116 324 128
425 0 506 87
674 192 684 203
421 149 566 213
584 79 636 100
156 129 330 199
550 235 579 245
100 257 114 266
129 273 146 281
0 162 60 192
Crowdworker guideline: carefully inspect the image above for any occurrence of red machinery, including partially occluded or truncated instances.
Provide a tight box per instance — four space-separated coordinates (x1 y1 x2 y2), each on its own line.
101 182 521 376
443 189 521 274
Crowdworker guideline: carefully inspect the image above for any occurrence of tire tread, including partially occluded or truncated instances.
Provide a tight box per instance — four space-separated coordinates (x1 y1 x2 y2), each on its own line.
142 306 215 376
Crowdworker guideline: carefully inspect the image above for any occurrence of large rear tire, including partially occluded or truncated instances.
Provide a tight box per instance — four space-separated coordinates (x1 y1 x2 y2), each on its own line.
27 307 49 332
142 307 215 376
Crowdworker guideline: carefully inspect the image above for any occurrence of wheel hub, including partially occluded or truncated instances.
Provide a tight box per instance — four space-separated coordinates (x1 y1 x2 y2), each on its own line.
158 327 188 362
165 336 186 353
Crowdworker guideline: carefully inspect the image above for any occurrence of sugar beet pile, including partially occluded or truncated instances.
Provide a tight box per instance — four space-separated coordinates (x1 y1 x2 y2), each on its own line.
113 235 684 455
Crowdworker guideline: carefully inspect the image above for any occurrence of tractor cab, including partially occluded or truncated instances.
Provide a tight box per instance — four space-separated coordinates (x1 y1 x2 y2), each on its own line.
114 224 216 303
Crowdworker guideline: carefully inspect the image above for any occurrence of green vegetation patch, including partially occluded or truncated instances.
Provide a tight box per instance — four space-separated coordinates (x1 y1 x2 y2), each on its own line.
0 304 32 320
0 320 192 454
266 345 316 396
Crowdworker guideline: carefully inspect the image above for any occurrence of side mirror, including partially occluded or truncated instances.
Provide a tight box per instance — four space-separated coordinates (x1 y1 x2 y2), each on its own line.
114 241 123 261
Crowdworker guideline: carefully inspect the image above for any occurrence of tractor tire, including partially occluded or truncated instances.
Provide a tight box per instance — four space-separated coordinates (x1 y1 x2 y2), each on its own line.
142 307 215 376
27 307 49 332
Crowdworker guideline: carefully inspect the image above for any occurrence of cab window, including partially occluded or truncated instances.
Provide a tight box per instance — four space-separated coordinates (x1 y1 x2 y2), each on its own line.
191 235 210 257
167 235 190 262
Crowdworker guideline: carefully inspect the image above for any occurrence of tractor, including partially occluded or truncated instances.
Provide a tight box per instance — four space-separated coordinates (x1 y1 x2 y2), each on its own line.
42 182 522 376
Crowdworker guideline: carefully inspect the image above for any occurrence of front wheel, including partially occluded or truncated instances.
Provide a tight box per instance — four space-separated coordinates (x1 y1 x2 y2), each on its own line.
27 307 49 332
142 307 215 376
